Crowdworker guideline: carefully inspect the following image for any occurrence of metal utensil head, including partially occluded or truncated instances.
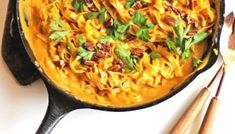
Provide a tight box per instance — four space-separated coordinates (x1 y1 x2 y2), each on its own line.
220 12 235 65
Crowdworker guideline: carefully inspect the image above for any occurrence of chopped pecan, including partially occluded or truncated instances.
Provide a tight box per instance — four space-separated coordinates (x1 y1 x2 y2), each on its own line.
83 60 96 66
145 48 152 53
104 18 114 28
125 33 136 41
85 0 98 12
132 1 143 10
85 0 93 4
154 42 167 48
97 42 111 53
108 64 122 72
93 53 107 61
164 3 186 19
84 42 95 51
131 48 144 58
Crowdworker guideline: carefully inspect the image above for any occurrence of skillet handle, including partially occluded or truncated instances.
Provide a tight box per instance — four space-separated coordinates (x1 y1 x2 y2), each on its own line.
36 81 85 134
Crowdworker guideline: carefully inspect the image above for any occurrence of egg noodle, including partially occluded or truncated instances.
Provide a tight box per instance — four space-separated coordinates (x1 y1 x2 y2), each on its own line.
21 0 216 106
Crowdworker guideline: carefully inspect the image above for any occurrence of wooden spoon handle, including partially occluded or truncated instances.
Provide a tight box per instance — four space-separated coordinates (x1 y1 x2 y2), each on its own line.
170 88 210 134
199 97 219 134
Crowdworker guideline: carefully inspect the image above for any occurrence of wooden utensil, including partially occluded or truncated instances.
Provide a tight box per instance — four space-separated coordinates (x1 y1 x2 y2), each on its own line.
170 64 224 134
198 66 225 134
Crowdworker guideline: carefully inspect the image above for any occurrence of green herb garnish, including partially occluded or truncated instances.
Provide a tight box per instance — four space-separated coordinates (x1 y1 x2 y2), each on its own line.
166 16 209 60
84 7 108 23
150 51 161 60
99 36 112 43
136 23 154 42
192 57 202 67
107 19 130 40
131 11 154 42
76 47 95 61
126 0 137 8
49 17 70 41
114 44 138 71
132 11 148 26
76 36 95 61
78 36 86 46
72 0 85 12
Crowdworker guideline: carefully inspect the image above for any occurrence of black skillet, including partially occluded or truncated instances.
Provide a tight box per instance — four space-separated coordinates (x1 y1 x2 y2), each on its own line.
16 0 225 133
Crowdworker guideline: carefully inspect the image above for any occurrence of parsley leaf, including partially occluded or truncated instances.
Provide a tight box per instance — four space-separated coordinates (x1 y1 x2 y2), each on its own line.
76 47 95 61
114 44 138 71
191 30 209 45
150 51 161 59
131 11 154 41
126 0 137 8
76 36 95 61
137 27 149 41
192 57 202 67
49 31 69 41
166 38 177 53
78 36 86 46
166 16 209 60
84 7 108 23
99 36 112 43
84 12 100 19
107 19 130 40
98 7 108 23
49 17 70 41
132 11 148 26
72 0 85 12
136 23 154 42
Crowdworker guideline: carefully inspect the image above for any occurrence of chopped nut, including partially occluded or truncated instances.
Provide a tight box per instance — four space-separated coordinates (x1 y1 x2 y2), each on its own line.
97 42 111 53
93 53 107 61
85 0 98 12
83 60 96 66
84 42 95 51
154 42 167 48
125 33 136 41
132 1 143 10
131 48 144 58
164 3 186 19
85 0 93 4
104 18 114 28
108 64 122 72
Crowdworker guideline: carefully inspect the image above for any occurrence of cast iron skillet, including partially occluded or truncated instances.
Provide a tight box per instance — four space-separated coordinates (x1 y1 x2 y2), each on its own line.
16 0 225 133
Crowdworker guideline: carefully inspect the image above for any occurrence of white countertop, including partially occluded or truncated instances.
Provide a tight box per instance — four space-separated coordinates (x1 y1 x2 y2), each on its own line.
1 1 235 134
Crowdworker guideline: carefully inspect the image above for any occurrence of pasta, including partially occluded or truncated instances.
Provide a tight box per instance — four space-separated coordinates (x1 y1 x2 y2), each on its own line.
19 0 216 107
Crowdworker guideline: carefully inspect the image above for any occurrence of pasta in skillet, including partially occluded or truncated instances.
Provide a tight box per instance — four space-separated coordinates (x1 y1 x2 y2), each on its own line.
20 0 216 106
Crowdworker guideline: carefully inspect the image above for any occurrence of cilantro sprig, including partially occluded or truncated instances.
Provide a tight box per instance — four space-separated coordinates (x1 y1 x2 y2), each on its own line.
114 44 138 71
49 17 71 41
72 0 85 12
107 20 130 40
132 11 154 42
150 51 161 60
126 0 137 8
76 37 95 61
192 57 202 67
84 7 108 23
166 16 209 60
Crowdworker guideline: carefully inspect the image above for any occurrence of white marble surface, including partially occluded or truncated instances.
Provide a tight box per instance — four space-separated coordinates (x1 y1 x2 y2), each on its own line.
1 0 235 134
